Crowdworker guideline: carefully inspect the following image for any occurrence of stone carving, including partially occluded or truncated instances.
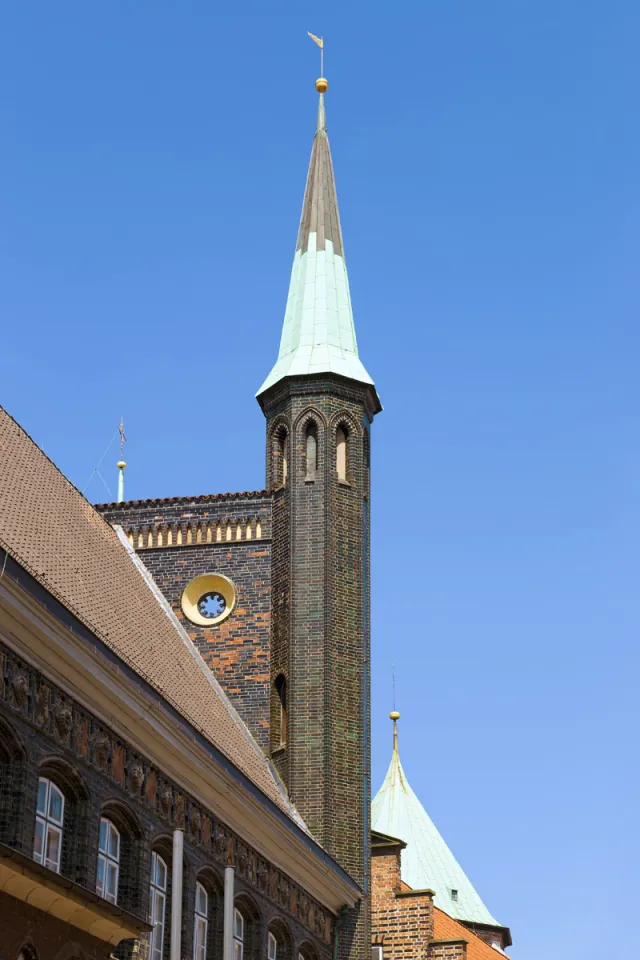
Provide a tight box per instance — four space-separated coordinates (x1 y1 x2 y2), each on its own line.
130 763 144 793
11 671 29 709
93 732 110 770
214 823 226 861
160 784 173 816
54 701 73 738
190 806 201 837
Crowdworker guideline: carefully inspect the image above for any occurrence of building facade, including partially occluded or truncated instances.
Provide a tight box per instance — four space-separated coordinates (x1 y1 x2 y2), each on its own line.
0 75 512 960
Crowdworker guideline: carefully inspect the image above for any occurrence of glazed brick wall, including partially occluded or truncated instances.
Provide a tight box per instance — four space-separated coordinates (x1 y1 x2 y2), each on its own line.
371 848 435 960
0 638 333 960
262 374 377 960
0 892 112 960
98 495 272 750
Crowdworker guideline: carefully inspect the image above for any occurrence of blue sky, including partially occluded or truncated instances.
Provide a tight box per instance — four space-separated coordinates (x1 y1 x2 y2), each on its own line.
2 5 638 958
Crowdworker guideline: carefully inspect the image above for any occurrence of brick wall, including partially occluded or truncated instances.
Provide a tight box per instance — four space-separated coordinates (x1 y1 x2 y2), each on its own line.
98 494 273 750
0 638 333 960
261 374 378 960
371 844 435 960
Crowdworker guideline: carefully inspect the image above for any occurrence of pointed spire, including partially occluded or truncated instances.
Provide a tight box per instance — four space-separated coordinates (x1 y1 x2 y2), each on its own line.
257 78 380 410
372 713 501 928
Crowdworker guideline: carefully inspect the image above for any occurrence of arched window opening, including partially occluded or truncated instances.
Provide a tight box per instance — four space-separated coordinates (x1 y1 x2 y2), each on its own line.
272 427 289 488
274 675 287 748
194 881 208 960
267 921 292 960
268 933 277 960
34 777 64 872
233 908 245 960
336 426 348 481
150 851 168 960
305 422 317 479
17 944 38 960
97 818 120 903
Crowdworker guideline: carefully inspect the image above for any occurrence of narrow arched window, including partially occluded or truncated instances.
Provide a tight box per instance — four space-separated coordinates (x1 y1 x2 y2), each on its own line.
34 777 64 872
150 851 168 960
233 908 245 960
194 881 209 960
268 933 277 960
336 426 348 481
305 422 317 479
275 674 287 747
272 427 289 488
97 817 120 903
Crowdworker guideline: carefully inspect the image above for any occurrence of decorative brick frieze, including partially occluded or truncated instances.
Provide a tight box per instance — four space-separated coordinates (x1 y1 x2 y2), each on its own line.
0 639 332 946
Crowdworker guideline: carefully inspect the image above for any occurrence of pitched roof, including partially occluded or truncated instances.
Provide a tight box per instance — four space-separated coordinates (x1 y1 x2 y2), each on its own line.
0 406 298 822
433 908 507 960
257 89 380 407
371 717 500 927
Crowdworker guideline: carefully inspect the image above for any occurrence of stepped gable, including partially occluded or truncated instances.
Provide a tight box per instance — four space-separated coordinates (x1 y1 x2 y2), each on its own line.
0 405 299 824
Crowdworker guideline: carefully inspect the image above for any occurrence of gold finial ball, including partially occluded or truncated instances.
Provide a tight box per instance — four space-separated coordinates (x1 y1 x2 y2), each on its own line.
390 711 400 721
117 460 127 469
315 77 328 93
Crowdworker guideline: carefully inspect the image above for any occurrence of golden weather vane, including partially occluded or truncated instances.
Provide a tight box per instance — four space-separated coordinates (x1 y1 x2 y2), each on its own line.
307 31 324 78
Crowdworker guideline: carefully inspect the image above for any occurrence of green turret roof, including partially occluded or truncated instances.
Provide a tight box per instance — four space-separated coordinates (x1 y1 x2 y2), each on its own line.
257 90 379 406
372 716 501 928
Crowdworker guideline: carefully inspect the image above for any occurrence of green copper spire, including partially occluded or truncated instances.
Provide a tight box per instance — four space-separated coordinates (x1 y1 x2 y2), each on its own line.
372 713 501 928
257 84 380 408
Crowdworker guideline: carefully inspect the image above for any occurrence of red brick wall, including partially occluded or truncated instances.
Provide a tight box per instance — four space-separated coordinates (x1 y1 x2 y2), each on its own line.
372 847 435 960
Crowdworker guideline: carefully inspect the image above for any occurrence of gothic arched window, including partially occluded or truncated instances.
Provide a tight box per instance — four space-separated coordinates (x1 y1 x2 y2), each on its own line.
274 675 287 748
305 422 317 479
336 426 348 481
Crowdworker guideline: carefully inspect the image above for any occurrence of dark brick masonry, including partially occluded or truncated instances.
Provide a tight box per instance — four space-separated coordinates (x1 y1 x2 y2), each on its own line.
97 495 273 751
0 639 333 960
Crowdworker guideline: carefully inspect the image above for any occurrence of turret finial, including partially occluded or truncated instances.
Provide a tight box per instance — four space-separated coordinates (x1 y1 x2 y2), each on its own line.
117 418 127 503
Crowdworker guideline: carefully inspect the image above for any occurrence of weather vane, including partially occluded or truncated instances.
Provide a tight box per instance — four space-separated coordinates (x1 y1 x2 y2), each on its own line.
307 31 324 78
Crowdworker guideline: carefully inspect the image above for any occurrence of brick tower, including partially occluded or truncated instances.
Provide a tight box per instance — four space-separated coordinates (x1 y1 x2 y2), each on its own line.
257 78 382 960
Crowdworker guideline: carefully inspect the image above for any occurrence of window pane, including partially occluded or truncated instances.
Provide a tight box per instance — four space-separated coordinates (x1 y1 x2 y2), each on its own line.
196 883 207 916
156 855 167 890
97 853 106 895
234 942 243 960
108 822 119 860
234 909 243 940
33 817 45 862
106 861 118 903
37 778 48 816
48 784 64 825
45 824 61 871
99 819 108 853
268 933 277 960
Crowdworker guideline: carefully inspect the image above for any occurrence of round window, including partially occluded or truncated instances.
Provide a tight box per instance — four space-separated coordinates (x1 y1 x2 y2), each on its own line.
181 574 236 626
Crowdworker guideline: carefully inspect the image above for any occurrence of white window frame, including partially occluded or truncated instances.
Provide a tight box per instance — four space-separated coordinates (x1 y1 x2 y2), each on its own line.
33 776 64 873
233 908 245 960
150 851 168 960
193 881 208 960
97 817 120 904
268 932 277 960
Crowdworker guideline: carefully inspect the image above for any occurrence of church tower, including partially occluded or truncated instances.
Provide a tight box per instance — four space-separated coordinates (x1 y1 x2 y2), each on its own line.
257 77 381 958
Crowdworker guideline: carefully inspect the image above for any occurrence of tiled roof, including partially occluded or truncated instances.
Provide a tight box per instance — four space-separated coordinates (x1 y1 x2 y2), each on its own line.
257 91 379 406
433 908 507 960
0 407 298 821
372 718 500 927
95 490 270 510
